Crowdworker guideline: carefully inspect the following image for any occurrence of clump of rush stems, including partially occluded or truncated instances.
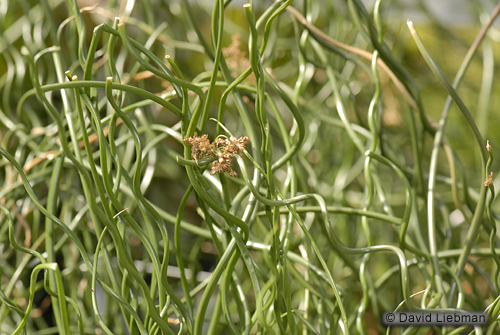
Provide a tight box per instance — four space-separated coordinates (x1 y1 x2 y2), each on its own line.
184 132 249 177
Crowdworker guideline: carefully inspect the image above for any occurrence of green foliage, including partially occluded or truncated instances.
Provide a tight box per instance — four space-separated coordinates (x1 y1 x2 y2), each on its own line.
1 0 500 334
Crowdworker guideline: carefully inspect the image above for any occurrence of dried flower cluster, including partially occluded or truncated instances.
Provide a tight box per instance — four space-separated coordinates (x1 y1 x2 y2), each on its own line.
184 132 249 177
222 34 255 85
485 171 494 187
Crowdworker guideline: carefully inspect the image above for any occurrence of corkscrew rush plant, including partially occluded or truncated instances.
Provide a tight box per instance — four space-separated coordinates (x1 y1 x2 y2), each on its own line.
2 0 500 334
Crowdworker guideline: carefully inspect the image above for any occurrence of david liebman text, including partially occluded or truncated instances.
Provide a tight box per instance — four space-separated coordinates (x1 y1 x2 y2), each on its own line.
382 312 487 326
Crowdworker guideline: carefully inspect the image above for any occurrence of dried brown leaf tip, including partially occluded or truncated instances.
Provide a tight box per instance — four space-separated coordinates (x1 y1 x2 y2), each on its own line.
184 133 249 177
485 172 493 187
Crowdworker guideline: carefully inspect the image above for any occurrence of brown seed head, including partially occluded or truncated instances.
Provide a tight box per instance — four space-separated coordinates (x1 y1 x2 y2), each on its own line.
485 171 494 187
184 133 249 177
